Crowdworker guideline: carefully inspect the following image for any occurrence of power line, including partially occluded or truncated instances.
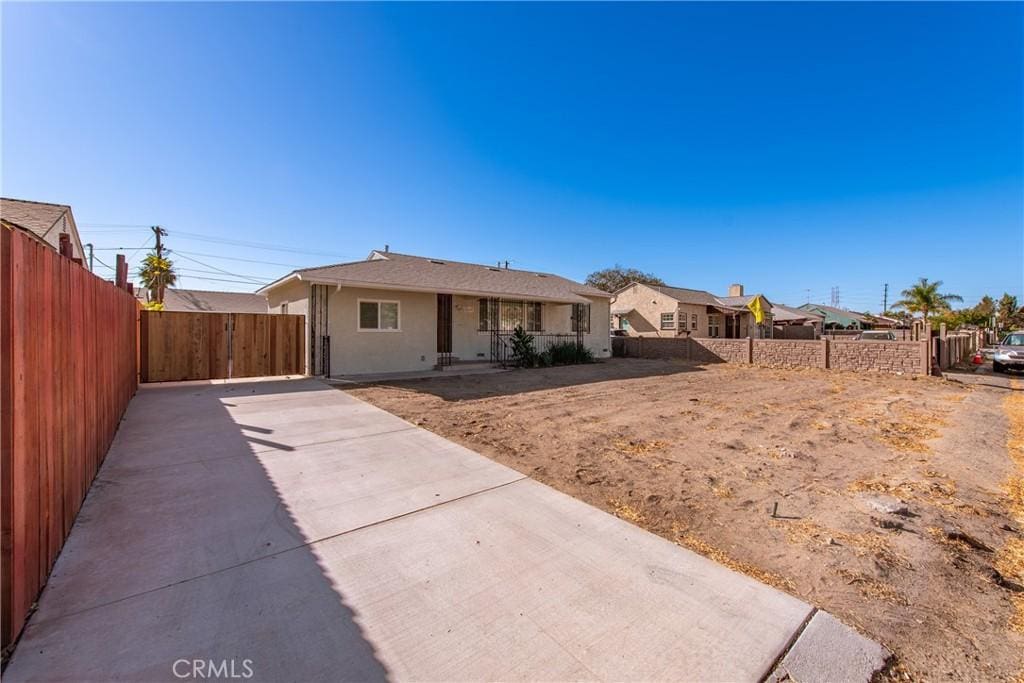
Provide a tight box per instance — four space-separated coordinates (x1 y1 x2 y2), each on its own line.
172 250 304 269
167 229 354 258
170 251 270 283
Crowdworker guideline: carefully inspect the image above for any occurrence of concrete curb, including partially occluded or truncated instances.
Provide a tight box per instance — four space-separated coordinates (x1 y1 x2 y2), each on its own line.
765 610 891 682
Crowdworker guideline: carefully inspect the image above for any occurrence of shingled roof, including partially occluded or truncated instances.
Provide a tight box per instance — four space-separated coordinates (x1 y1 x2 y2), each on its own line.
260 251 610 303
647 285 722 306
0 198 71 239
163 288 269 314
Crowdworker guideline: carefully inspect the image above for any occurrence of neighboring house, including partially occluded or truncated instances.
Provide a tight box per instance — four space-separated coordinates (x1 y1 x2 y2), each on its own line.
158 288 269 313
610 282 774 339
799 303 875 330
258 249 612 376
1 197 85 261
772 303 825 336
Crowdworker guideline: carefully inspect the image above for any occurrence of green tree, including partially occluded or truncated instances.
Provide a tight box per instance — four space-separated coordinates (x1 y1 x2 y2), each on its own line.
139 253 177 304
893 277 963 330
997 293 1024 331
584 265 665 293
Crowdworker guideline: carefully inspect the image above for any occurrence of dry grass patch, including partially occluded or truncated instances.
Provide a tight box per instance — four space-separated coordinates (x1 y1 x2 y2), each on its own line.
612 439 667 457
608 498 645 524
837 568 909 605
772 519 912 570
995 537 1024 581
671 523 795 592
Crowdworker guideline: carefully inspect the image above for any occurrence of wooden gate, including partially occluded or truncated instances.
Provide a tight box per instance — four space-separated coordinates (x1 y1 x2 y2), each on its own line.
140 311 305 382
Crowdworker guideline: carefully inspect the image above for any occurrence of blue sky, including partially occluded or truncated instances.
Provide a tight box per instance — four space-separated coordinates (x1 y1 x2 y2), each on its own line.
3 2 1021 309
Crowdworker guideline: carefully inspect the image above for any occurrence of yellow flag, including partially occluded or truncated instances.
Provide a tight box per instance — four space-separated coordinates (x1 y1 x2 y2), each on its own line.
747 295 766 324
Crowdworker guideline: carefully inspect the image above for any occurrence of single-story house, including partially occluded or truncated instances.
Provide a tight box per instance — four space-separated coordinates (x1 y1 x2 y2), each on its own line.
257 249 612 376
1 197 85 262
610 282 774 339
156 288 270 313
771 303 825 336
799 303 875 330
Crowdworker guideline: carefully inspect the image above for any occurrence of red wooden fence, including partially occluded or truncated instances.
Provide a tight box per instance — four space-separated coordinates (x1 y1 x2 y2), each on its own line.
1 227 139 649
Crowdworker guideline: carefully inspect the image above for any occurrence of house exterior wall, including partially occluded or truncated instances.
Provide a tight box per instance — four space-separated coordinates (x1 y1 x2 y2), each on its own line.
611 283 705 337
611 283 756 339
327 286 437 375
36 213 85 261
451 294 612 361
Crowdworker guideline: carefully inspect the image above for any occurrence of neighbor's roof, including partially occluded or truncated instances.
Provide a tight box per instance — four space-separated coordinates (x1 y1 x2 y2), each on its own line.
163 288 269 314
0 197 71 239
772 303 824 323
646 284 722 307
799 303 869 327
259 251 610 303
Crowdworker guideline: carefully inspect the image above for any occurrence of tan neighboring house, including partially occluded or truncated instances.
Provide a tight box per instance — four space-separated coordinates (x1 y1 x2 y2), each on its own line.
156 288 269 313
258 249 612 376
1 197 85 261
610 282 774 339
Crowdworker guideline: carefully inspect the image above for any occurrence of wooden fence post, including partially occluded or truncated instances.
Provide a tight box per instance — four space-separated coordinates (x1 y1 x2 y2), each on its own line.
115 254 126 289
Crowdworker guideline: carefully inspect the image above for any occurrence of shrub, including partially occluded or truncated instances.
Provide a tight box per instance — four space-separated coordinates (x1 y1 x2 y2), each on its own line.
542 341 594 366
509 326 538 367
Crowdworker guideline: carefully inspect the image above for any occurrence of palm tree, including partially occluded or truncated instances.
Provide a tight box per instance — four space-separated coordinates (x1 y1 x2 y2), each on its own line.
894 277 963 329
138 253 177 304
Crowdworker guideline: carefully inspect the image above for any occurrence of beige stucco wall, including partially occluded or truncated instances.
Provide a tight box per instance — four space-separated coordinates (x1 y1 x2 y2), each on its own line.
451 294 612 361
610 283 768 339
611 283 714 338
326 286 437 375
261 282 612 375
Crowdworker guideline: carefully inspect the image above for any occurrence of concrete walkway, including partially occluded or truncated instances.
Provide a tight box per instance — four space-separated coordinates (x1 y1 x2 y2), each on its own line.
6 378 887 682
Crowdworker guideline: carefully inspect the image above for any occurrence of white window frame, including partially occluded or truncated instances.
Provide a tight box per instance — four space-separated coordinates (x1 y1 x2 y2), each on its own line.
708 313 722 338
691 313 697 331
660 312 675 330
357 299 401 332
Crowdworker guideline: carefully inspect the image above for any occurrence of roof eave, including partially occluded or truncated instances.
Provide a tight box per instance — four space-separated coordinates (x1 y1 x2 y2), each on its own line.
299 276 593 304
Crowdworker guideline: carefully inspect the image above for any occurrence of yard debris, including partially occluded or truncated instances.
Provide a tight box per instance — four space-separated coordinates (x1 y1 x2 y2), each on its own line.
943 526 994 553
613 439 667 456
858 493 913 517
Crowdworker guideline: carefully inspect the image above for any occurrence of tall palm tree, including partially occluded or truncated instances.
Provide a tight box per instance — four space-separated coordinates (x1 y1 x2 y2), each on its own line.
138 253 177 304
894 277 963 329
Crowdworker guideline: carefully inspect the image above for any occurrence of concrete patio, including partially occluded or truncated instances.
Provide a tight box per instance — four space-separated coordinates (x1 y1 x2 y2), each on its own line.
5 378 887 682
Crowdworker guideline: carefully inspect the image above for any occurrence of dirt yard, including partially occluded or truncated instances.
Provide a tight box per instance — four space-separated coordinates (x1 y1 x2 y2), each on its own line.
344 358 1024 681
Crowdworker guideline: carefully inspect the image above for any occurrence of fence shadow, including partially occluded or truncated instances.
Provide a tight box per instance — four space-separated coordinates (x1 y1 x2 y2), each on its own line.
3 380 389 682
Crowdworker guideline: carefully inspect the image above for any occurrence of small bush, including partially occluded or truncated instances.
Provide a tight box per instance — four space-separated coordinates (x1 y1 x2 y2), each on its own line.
509 326 538 367
541 341 594 366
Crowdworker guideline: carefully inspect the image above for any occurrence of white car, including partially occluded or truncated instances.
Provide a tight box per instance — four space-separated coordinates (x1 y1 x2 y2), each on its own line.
993 331 1024 373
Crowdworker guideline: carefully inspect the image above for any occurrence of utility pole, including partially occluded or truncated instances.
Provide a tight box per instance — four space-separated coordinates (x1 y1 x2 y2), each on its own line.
152 225 167 258
85 243 94 272
882 283 889 313
150 225 169 303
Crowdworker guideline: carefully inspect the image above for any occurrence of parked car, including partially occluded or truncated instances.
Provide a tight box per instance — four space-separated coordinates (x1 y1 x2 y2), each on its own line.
856 330 896 341
993 331 1024 373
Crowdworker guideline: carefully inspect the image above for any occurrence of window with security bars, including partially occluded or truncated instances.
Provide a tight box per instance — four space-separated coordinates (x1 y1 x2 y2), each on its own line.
478 299 542 332
571 303 591 334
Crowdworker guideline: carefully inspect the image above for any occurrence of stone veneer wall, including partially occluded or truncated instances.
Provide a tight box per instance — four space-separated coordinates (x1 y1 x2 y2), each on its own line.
613 336 930 376
751 339 824 369
829 340 927 375
689 338 749 364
